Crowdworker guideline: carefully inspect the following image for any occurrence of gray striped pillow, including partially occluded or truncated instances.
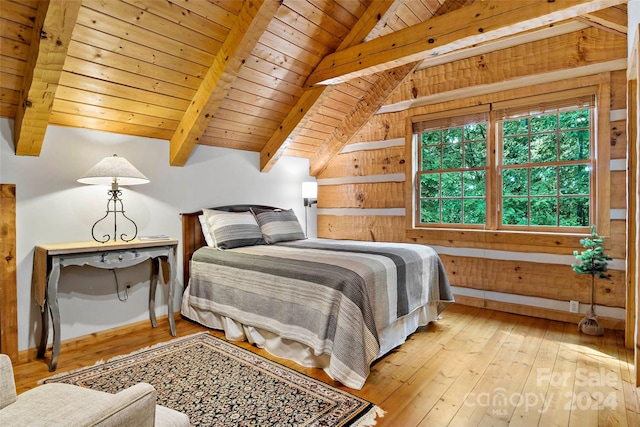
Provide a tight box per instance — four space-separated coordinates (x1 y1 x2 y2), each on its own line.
202 209 265 249
251 208 306 244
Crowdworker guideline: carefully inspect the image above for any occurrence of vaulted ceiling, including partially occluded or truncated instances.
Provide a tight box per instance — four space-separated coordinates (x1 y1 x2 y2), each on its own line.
0 0 629 175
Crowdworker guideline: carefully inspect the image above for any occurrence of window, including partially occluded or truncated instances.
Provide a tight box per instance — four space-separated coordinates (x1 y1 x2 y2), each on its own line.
411 89 598 232
498 106 593 228
414 109 488 226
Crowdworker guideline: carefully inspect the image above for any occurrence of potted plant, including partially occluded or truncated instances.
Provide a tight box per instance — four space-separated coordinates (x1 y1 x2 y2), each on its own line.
571 225 612 336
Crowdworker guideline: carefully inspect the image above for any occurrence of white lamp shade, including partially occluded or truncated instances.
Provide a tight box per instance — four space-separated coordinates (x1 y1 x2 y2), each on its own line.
302 182 317 198
78 154 149 186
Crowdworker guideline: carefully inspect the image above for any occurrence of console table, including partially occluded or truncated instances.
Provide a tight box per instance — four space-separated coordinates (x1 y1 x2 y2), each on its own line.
33 239 178 371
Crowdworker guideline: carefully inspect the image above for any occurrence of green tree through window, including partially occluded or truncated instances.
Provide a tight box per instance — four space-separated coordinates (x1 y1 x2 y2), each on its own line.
500 108 591 228
413 95 595 231
417 122 487 225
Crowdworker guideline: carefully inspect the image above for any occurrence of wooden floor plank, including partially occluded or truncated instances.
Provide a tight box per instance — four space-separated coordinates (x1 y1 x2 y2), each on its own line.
508 320 565 426
537 323 581 427
360 303 478 405
478 316 550 425
597 325 629 426
11 304 639 426
615 330 640 425
569 332 608 427
417 311 519 426
381 308 507 426
448 315 540 426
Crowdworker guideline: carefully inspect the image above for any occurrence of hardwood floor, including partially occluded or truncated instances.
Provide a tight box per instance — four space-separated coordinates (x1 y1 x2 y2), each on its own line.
12 304 640 426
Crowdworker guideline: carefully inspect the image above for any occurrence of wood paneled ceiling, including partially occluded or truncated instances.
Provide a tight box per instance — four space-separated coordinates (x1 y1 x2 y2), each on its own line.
0 0 629 174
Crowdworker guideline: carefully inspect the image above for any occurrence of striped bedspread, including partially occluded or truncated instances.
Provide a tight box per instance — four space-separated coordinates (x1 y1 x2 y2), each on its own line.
185 238 454 389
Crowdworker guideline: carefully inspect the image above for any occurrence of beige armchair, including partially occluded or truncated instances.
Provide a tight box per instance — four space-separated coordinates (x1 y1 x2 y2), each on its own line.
0 354 189 427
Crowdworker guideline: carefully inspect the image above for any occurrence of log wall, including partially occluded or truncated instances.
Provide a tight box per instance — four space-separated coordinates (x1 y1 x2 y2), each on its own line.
316 27 629 330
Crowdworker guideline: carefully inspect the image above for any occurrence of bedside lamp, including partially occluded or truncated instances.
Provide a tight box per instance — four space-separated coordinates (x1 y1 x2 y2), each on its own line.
302 182 317 207
78 154 149 243
302 182 317 237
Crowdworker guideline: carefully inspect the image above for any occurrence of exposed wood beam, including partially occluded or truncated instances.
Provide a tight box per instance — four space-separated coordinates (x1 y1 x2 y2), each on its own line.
576 6 628 35
309 62 417 177
14 0 81 156
170 0 279 167
381 22 627 115
380 59 626 115
362 0 404 42
413 21 592 73
259 0 402 172
305 0 627 87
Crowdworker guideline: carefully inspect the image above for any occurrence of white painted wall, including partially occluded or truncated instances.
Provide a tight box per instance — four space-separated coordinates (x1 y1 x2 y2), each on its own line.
0 118 317 351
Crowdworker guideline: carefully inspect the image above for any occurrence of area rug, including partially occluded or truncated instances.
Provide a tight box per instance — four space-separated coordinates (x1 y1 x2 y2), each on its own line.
43 332 383 426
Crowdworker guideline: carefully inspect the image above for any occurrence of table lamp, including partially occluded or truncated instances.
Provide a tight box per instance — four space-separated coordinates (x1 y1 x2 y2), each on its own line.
78 154 149 243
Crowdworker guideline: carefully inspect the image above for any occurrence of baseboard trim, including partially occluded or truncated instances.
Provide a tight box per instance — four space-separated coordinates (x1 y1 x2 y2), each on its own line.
19 313 181 364
454 294 625 331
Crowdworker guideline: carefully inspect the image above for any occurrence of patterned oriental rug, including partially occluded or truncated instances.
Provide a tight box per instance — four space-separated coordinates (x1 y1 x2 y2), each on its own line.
44 332 384 426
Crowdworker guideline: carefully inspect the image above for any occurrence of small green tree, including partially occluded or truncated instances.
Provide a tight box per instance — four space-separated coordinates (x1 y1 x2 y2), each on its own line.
571 225 611 335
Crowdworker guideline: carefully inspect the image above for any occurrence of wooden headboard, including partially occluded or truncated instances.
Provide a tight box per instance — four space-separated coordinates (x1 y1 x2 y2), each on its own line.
180 205 278 287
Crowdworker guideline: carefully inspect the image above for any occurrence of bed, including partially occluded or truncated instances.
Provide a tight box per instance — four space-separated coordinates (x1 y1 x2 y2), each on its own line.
180 205 454 389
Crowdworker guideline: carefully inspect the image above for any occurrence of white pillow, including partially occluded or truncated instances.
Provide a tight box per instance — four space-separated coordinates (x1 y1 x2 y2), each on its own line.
198 215 214 247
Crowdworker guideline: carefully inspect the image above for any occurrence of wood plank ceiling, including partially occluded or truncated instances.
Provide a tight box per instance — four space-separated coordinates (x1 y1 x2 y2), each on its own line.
0 0 629 175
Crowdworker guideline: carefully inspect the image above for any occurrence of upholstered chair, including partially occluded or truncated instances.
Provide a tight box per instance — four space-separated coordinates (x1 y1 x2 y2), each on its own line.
0 354 189 427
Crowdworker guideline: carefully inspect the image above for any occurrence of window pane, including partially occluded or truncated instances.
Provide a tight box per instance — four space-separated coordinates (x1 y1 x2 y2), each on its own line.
530 133 557 163
443 128 463 143
442 199 462 223
420 199 440 223
421 146 441 170
464 198 486 224
503 168 528 196
442 172 462 196
530 166 557 195
503 136 529 165
560 109 590 130
420 174 440 198
560 130 590 161
530 114 557 132
559 165 590 195
414 115 487 227
502 198 528 225
559 197 590 226
503 118 528 136
421 130 441 145
530 198 558 226
464 171 486 196
464 141 486 167
465 123 486 140
443 143 463 169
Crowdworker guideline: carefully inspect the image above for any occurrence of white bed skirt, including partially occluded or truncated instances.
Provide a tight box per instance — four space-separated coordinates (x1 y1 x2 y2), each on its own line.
181 284 440 386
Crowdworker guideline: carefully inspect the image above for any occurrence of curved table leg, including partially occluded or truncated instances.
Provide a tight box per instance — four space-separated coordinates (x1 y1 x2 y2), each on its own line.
47 257 61 372
149 258 158 328
167 250 176 336
37 301 49 359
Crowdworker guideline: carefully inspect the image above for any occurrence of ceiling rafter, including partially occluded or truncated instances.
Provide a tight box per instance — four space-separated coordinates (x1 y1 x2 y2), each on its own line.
259 0 403 173
309 62 418 177
14 0 81 156
169 0 280 167
575 6 628 35
304 0 628 87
